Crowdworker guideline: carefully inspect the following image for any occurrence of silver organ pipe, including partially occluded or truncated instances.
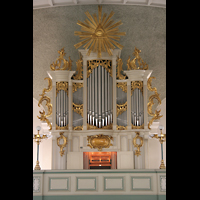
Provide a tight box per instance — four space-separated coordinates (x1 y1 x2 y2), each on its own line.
56 88 68 128
87 76 89 124
87 65 113 128
131 88 144 127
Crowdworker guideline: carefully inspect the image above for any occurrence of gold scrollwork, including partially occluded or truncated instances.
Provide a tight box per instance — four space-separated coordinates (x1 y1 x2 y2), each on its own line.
72 102 83 117
50 47 72 71
116 125 127 130
87 123 112 130
131 81 143 95
127 47 148 70
56 81 68 96
72 56 83 80
72 83 83 93
116 82 127 93
37 77 52 130
73 125 83 130
133 132 144 156
147 77 163 130
116 57 127 80
87 60 112 78
87 134 113 151
57 132 68 157
56 124 68 130
117 101 127 117
132 124 144 129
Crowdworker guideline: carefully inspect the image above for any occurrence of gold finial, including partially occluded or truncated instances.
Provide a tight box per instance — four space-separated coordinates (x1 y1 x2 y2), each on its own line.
127 47 148 70
50 47 72 70
74 5 126 58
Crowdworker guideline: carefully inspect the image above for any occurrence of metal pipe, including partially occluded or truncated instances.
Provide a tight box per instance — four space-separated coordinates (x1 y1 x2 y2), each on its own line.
102 67 105 127
60 90 63 127
87 76 89 124
63 90 66 126
58 91 61 126
66 92 68 125
89 73 92 125
107 72 110 125
98 65 102 128
110 75 113 123
92 70 95 126
95 67 98 127
56 92 59 125
105 70 108 126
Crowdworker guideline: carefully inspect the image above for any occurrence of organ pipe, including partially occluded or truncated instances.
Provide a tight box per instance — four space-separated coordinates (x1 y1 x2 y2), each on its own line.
87 64 113 128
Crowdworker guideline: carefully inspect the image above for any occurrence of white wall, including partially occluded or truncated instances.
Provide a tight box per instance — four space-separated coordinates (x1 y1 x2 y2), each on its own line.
33 98 52 170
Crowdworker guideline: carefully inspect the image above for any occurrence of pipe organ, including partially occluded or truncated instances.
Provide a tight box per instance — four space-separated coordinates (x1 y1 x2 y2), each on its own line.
37 6 163 170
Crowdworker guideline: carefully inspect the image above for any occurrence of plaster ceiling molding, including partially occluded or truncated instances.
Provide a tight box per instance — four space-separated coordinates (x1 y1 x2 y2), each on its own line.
33 0 166 9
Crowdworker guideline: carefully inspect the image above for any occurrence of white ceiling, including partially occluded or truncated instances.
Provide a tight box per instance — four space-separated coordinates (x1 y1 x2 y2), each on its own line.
33 0 166 9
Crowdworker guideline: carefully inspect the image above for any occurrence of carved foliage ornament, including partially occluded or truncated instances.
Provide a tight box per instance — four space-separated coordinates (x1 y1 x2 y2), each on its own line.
72 56 83 80
57 132 68 157
56 81 68 96
127 47 148 70
147 77 163 129
133 132 143 157
50 47 72 71
87 134 113 151
37 77 52 130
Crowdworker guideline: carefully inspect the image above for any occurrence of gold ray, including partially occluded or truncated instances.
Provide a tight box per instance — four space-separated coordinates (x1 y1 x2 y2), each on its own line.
105 21 123 31
102 39 106 52
106 27 119 33
109 38 124 49
74 38 91 49
85 19 97 30
98 38 101 58
107 32 126 36
87 39 95 56
79 35 92 40
94 38 98 52
101 13 107 24
102 11 114 27
104 19 114 29
74 31 93 36
107 35 120 40
77 20 94 30
83 38 94 49
104 40 113 56
98 5 102 23
85 11 97 27
93 13 99 26
105 38 115 50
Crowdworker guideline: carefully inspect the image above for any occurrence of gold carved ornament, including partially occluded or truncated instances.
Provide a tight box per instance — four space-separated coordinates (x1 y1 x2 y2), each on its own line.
50 47 72 71
127 47 148 70
87 123 112 130
72 56 83 80
117 101 127 117
73 125 83 130
133 132 144 157
73 102 83 117
87 59 112 78
72 83 83 93
37 77 52 130
56 81 68 96
87 134 113 151
74 5 126 58
116 82 127 93
131 81 143 95
116 57 127 80
57 132 68 157
147 77 163 129
116 125 127 130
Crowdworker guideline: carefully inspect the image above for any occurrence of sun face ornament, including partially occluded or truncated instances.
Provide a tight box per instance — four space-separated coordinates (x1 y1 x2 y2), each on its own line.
74 6 126 58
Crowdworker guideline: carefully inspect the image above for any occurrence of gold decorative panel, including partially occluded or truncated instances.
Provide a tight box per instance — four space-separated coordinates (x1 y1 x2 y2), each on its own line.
131 81 143 95
56 81 68 96
87 134 113 151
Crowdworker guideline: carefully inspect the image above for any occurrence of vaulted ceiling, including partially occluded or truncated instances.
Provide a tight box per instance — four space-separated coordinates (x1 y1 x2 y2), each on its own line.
33 0 166 9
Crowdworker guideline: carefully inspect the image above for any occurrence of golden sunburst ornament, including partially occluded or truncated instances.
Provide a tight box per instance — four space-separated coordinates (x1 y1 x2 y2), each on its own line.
74 6 126 58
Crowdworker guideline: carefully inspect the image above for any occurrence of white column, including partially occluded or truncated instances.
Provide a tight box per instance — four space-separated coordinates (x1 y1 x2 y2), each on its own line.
51 135 57 169
127 80 131 130
143 134 149 169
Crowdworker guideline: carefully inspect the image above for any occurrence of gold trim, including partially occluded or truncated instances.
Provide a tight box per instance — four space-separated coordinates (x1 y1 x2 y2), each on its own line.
116 82 127 93
116 57 127 80
56 124 68 130
73 125 83 130
127 47 148 70
37 77 52 130
87 59 112 78
73 83 83 93
87 134 113 151
116 125 127 130
133 132 143 156
117 101 127 117
132 123 144 129
50 47 72 71
57 132 68 157
147 77 163 129
73 102 83 117
74 6 126 58
72 56 83 80
87 123 112 130
56 81 68 96
131 81 143 95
